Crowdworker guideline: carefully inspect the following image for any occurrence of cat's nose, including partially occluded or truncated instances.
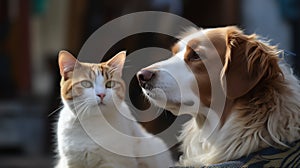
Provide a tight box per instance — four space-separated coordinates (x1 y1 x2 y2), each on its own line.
137 69 155 88
97 93 106 101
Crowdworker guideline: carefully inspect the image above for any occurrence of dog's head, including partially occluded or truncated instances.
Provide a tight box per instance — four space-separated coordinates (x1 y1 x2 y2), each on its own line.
137 26 282 117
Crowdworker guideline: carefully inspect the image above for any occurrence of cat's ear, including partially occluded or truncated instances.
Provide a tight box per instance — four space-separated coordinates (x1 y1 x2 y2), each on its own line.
58 50 77 79
106 51 126 76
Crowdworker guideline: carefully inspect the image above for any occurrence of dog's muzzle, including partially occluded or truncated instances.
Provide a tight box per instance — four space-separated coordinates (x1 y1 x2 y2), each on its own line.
137 69 155 90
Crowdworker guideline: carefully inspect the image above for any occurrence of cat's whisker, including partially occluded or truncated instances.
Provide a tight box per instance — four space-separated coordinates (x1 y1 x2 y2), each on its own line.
71 99 97 107
71 104 89 126
78 105 91 119
71 99 94 104
48 106 64 117
74 101 89 111
73 99 96 116
48 100 89 118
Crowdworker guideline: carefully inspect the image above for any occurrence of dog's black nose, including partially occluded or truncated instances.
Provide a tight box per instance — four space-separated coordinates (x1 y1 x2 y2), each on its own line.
137 69 155 87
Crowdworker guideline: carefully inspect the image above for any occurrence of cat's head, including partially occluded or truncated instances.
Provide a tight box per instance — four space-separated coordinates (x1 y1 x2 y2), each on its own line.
58 50 126 113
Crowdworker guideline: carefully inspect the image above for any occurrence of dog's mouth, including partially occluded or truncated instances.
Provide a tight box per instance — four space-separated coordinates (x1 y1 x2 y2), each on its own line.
137 69 156 88
142 86 165 99
142 83 194 106
138 80 157 99
137 69 198 115
137 69 179 103
141 82 154 91
136 70 160 98
143 87 181 113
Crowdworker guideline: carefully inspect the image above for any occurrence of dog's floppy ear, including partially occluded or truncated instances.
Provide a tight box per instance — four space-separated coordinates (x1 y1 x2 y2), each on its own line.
221 26 282 99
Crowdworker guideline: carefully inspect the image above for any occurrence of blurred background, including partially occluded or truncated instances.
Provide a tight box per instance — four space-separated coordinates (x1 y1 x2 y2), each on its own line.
0 0 299 167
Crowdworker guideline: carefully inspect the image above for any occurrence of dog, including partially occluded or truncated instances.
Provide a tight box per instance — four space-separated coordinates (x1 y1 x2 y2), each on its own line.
137 26 300 166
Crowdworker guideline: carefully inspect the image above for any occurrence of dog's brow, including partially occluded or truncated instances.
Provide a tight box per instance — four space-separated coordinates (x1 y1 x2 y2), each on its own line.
187 39 201 49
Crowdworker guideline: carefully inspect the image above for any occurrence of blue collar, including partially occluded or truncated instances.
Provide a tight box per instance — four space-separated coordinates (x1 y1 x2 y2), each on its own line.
205 140 300 168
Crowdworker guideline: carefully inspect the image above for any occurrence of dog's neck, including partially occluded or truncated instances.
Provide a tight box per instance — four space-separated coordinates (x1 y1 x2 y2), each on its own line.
195 98 235 130
195 107 222 137
220 99 235 126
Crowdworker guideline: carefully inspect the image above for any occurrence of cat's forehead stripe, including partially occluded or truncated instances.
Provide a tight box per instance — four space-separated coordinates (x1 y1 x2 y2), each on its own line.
89 65 104 80
88 67 97 80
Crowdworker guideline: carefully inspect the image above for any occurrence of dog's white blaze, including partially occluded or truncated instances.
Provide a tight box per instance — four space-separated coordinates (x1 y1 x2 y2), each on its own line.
142 45 202 115
176 41 187 59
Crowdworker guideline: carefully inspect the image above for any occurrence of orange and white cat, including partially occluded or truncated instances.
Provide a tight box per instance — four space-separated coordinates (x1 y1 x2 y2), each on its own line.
56 51 173 168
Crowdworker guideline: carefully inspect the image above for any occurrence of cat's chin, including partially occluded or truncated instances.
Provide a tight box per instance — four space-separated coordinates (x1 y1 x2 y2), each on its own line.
98 102 106 106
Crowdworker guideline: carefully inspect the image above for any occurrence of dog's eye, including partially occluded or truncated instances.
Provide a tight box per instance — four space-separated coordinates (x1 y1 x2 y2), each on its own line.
188 50 205 61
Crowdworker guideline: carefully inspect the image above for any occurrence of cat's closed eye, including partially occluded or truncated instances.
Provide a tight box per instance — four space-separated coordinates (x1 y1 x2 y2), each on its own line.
105 81 115 88
81 80 93 88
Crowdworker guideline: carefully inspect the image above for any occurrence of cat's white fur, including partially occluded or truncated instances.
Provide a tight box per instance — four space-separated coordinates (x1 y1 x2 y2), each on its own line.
56 51 174 168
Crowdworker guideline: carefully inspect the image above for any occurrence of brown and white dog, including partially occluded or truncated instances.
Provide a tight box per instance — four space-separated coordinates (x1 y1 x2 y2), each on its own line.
136 26 300 166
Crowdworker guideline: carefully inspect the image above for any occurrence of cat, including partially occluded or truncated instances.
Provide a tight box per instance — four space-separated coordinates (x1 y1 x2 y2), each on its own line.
55 50 174 168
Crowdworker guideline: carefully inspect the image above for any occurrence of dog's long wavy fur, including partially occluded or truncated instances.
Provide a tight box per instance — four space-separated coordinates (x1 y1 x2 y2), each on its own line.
178 27 300 166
